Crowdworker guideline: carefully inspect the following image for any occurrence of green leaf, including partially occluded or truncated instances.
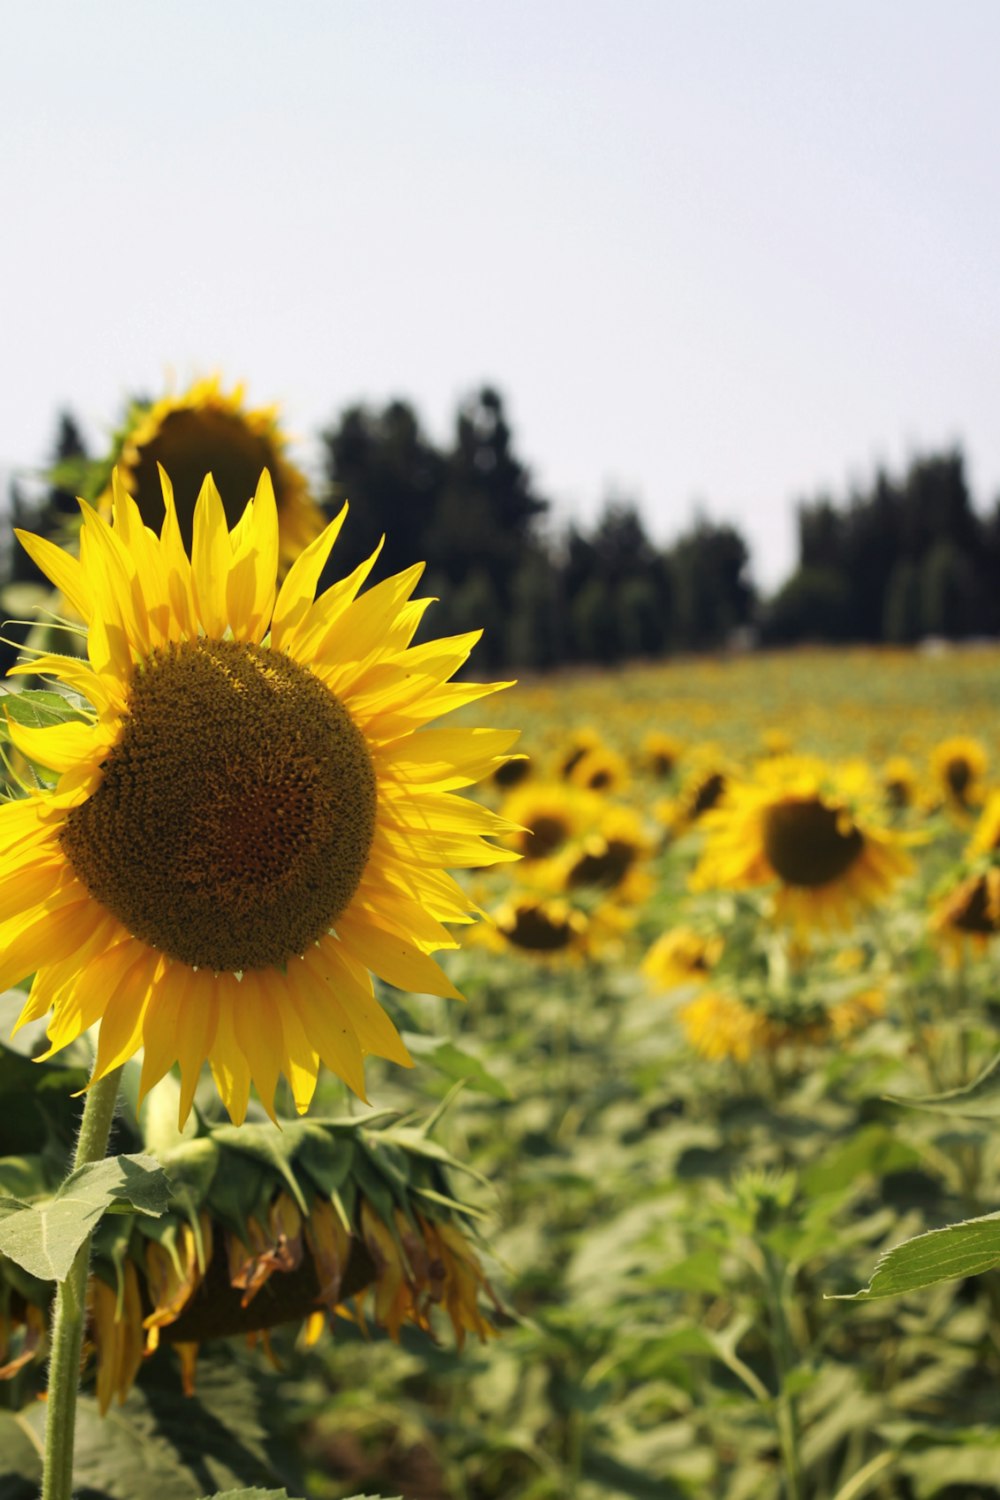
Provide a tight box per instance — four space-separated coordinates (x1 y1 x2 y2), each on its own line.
197 1491 298 1500
197 1493 402 1500
213 1123 310 1213
886 1047 1000 1120
837 1211 1000 1300
0 688 87 729
0 1034 91 1157
0 1408 43 1499
0 1152 170 1281
0 1352 307 1500
402 1033 510 1099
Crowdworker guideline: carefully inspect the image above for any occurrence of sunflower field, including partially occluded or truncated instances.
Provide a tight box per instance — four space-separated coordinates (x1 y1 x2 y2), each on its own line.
3 403 1000 1500
6 618 1000 1498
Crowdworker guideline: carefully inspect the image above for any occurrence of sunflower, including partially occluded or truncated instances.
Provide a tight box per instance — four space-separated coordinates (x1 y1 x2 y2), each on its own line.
491 893 590 960
641 926 722 991
568 744 629 795
672 755 734 832
931 868 1000 952
500 782 598 862
639 731 683 780
966 792 1000 859
2 468 518 1124
930 735 988 813
881 755 919 812
102 376 325 566
556 727 602 780
557 804 654 905
677 990 771 1064
691 758 911 934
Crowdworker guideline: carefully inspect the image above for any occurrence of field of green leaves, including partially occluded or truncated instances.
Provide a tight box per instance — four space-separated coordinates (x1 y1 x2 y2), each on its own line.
6 646 1000 1500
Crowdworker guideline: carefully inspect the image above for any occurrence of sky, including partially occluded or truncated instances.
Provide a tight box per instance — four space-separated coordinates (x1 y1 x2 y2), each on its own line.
2 1 999 589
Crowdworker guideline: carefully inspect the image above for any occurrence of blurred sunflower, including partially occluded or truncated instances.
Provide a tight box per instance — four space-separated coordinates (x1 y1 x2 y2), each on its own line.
491 893 590 960
966 791 1000 858
641 926 722 990
558 805 654 905
881 755 919 812
677 990 770 1063
3 468 517 1123
568 743 629 794
691 759 911 934
640 731 683 779
102 376 325 565
930 735 988 813
672 757 732 831
556 727 601 780
931 868 1000 951
501 781 596 862
492 752 531 790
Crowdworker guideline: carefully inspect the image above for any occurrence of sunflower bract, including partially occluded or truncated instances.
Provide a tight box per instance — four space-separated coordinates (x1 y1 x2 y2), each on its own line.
2 467 519 1124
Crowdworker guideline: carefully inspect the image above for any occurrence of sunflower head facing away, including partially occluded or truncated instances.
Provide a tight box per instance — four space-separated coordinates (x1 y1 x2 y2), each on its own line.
691 758 912 934
104 377 325 565
3 468 518 1124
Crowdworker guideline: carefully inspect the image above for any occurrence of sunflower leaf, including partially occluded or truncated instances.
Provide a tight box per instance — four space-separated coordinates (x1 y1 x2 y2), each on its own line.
834 1211 1000 1300
885 1047 1000 1119
0 687 88 730
0 1152 170 1282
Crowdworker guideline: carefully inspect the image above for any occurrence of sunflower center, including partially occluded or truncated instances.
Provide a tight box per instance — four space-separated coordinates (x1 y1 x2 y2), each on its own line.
944 875 1000 935
501 903 578 952
130 408 275 548
567 838 636 890
691 772 725 818
61 640 377 971
762 797 864 888
522 815 569 860
946 757 972 798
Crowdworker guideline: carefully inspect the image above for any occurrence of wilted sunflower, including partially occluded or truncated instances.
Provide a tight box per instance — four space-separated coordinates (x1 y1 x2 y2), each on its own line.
930 735 988 814
2 469 518 1123
691 759 911 934
103 376 325 565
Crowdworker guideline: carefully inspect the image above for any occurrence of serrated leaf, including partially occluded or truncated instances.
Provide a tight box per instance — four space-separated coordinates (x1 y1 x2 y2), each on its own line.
55 1351 304 1499
0 1152 170 1281
837 1211 1000 1300
886 1047 1000 1120
0 688 87 729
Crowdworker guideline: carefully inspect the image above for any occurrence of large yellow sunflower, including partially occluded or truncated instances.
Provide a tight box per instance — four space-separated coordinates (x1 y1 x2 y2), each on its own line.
691 758 911 933
2 468 518 1124
103 376 325 565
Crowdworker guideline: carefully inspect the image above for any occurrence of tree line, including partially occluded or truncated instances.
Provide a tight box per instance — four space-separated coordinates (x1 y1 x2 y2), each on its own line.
4 388 998 671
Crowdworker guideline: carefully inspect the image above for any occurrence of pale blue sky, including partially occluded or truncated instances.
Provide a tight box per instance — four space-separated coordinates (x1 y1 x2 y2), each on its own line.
3 1 998 587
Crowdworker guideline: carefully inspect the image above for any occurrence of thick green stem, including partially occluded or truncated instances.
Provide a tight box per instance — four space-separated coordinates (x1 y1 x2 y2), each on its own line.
41 1068 123 1500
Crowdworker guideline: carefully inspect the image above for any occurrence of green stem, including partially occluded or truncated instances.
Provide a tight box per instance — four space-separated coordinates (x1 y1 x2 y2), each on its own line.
41 1068 123 1500
762 1245 803 1500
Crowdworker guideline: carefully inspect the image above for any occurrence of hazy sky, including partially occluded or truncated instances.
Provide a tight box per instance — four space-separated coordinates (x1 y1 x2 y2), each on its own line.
3 1 998 587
